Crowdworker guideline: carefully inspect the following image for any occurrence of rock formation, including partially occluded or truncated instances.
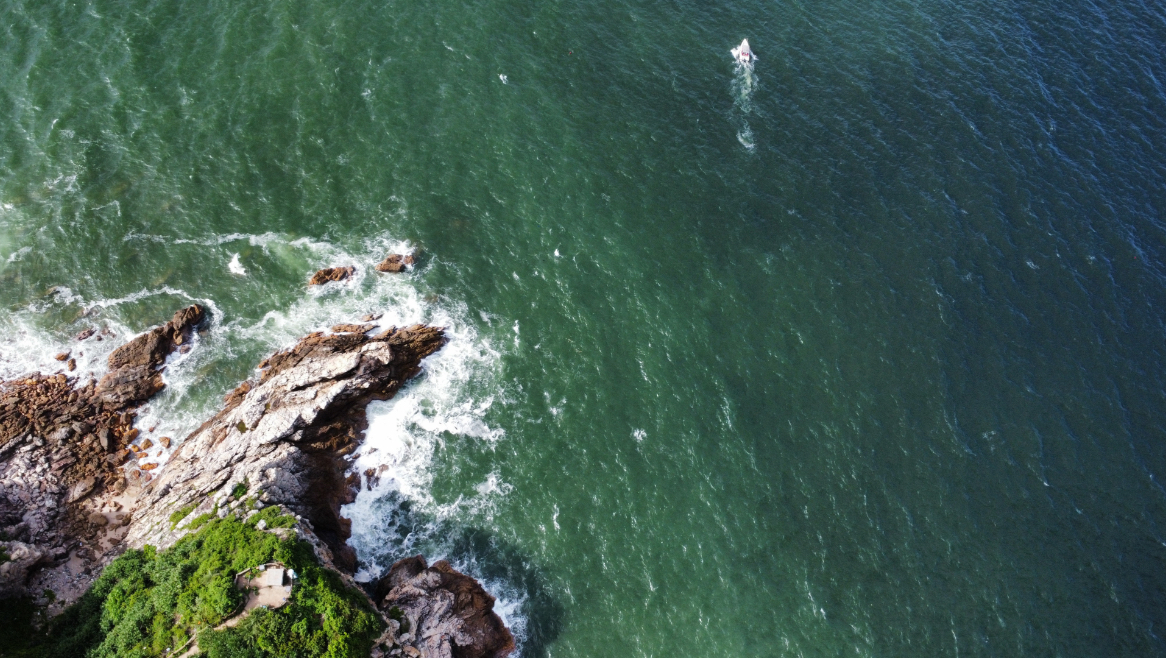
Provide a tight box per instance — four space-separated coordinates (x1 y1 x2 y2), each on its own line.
0 306 516 658
0 304 206 599
126 323 446 571
0 541 48 598
309 266 356 285
374 555 515 658
376 254 415 273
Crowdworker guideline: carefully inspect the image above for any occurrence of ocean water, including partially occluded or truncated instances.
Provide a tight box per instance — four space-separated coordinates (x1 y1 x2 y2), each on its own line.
3 0 1166 654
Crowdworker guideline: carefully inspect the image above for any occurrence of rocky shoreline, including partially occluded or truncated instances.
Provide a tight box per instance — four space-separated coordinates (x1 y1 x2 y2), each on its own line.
0 306 514 658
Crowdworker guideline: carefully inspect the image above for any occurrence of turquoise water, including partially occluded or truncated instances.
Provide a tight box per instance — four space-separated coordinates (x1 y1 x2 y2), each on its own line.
3 0 1166 654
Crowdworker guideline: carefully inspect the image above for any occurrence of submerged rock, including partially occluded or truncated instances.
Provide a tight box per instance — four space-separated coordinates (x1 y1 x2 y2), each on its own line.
377 555 515 658
309 266 356 285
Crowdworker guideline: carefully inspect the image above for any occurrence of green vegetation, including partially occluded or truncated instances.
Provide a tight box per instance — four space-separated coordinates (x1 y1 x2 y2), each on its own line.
14 511 382 658
252 505 298 529
231 481 249 500
385 605 410 634
168 504 196 530
187 512 217 531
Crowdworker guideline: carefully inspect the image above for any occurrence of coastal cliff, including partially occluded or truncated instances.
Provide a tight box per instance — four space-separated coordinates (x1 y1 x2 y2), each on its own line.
0 307 514 658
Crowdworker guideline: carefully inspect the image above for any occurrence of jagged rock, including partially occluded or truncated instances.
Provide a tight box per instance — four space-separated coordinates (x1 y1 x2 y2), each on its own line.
0 305 206 599
309 266 356 285
75 328 96 341
53 352 69 362
95 305 206 407
378 555 515 658
0 541 48 598
65 477 96 503
331 323 376 334
126 324 446 571
375 254 415 273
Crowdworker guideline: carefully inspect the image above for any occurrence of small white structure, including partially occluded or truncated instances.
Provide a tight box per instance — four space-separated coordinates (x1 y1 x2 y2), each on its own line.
263 567 285 588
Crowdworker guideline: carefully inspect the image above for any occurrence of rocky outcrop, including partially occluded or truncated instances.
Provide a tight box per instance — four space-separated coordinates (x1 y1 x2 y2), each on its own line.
309 266 356 285
376 254 415 273
374 555 515 658
0 305 516 658
0 305 205 572
0 541 49 598
125 324 446 571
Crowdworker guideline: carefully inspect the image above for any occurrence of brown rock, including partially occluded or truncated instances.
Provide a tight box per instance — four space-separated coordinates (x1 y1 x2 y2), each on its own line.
54 352 70 361
330 323 376 334
140 463 158 471
124 428 140 443
67 358 76 371
159 437 171 448
0 303 208 599
140 438 153 450
379 555 515 658
375 254 415 273
88 513 108 527
308 266 355 285
95 305 206 407
76 327 96 341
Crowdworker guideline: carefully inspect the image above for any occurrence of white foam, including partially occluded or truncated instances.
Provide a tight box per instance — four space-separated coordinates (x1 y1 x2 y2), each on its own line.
0 228 524 645
228 253 246 275
344 313 506 573
731 64 758 152
127 235 438 466
0 286 213 383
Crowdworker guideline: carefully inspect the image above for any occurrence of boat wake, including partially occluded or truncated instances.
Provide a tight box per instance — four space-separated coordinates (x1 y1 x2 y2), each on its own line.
731 47 759 152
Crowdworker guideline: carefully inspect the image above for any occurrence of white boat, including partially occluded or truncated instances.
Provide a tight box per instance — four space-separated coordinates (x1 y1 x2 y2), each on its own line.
732 39 756 66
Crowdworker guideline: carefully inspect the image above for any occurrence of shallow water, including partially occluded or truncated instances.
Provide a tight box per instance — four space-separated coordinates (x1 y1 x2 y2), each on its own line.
2 0 1166 654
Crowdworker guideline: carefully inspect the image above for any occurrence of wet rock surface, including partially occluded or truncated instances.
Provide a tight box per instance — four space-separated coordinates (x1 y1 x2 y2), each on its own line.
376 254 415 273
375 555 515 658
309 266 356 285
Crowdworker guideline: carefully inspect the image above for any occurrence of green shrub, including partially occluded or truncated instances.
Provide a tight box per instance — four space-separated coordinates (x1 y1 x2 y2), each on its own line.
247 505 297 529
27 516 383 658
231 481 249 499
0 597 42 657
168 504 196 530
187 512 217 531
